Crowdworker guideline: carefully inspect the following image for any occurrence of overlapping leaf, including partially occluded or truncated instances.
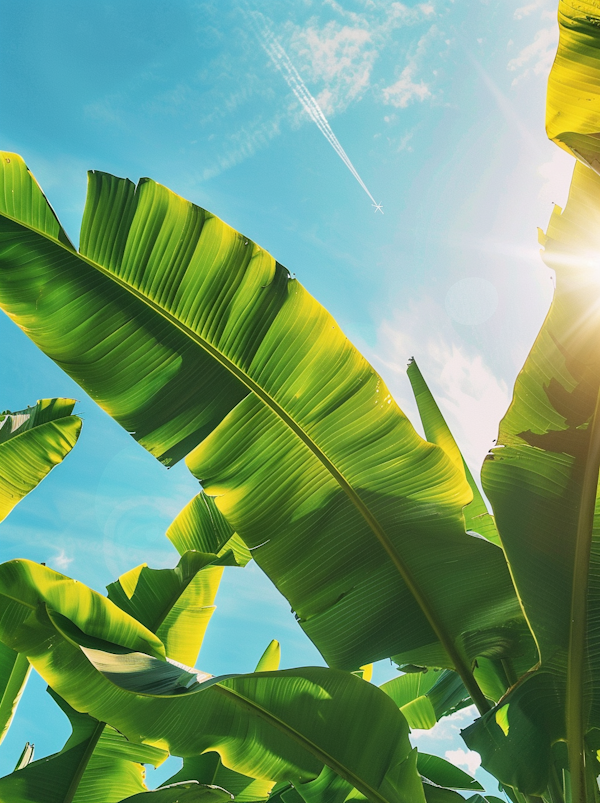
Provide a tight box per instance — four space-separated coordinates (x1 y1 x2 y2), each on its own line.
0 153 525 700
0 687 168 803
164 753 272 803
167 493 251 567
107 551 224 666
0 398 81 522
380 669 470 730
0 559 423 803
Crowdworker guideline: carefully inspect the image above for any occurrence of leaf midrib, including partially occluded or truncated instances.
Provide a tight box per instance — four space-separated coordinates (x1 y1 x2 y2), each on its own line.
0 210 480 703
213 682 394 803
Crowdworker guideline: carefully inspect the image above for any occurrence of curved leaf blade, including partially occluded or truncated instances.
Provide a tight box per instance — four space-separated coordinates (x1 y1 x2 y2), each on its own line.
480 162 600 786
546 1 600 169
0 643 30 745
0 154 526 693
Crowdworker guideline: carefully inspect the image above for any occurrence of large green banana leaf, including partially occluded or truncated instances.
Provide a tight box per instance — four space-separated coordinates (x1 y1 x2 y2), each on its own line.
0 152 525 704
406 359 500 547
166 492 251 567
0 559 423 803
0 687 167 803
546 0 600 169
471 160 600 795
0 398 81 522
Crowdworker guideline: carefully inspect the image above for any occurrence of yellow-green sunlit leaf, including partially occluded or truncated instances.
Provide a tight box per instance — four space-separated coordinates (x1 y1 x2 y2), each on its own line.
0 688 167 803
380 669 470 730
0 643 30 746
167 492 251 567
119 784 232 803
0 398 81 523
107 551 224 667
255 640 281 672
164 753 272 803
546 0 600 169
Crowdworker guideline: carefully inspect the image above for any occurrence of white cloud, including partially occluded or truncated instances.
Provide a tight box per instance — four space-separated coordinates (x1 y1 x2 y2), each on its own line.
514 0 548 20
382 65 431 108
507 25 559 84
445 748 481 775
381 27 437 109
292 23 375 114
370 296 510 476
50 548 74 572
411 704 479 741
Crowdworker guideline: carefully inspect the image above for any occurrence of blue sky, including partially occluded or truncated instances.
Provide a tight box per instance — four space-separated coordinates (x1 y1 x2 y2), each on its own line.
0 0 571 792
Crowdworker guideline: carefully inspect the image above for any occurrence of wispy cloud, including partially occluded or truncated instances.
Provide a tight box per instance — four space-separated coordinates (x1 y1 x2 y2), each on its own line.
382 64 431 108
291 22 375 115
514 0 549 20
200 115 284 181
381 27 436 109
50 548 74 572
507 24 558 84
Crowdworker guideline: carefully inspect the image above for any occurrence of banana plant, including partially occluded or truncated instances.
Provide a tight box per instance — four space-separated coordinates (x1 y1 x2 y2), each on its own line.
0 147 531 719
0 557 427 803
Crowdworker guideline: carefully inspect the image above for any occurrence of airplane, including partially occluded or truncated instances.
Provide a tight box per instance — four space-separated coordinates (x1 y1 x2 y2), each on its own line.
372 202 384 214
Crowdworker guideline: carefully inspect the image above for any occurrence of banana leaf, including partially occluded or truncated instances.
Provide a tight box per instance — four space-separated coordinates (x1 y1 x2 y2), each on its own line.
0 398 81 522
166 492 251 567
0 642 30 745
546 0 600 170
406 359 500 546
291 752 424 803
106 551 225 666
0 152 528 707
0 559 423 803
473 161 600 794
380 669 470 729
0 687 167 803
164 754 272 803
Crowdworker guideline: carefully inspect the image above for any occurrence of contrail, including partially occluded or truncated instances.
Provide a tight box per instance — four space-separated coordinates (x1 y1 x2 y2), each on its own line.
249 12 382 213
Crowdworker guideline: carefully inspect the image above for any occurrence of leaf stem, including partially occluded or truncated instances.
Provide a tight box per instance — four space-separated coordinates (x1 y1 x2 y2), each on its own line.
566 391 600 803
